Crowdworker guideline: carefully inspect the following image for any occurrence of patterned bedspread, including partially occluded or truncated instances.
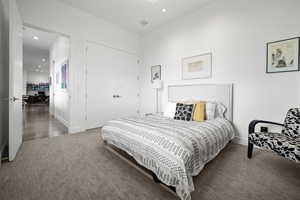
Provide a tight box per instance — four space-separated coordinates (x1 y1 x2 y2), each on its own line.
101 115 235 200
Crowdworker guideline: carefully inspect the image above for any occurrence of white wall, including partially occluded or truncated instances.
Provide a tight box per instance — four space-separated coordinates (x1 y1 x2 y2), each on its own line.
0 0 9 155
49 36 70 127
26 71 49 83
140 0 300 144
17 0 141 133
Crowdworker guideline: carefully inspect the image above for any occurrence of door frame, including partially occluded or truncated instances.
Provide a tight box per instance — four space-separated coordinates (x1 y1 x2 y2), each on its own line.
22 23 71 123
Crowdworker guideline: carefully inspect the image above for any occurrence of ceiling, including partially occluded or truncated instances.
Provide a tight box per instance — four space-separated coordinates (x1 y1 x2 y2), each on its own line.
23 26 58 51
57 0 215 33
23 26 58 73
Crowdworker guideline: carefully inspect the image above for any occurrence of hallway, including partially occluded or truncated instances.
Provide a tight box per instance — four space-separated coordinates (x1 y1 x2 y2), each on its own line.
23 105 68 141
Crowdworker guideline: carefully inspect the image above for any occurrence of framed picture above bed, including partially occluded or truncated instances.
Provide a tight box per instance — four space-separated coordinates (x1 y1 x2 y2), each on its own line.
182 53 212 80
266 37 300 73
151 65 161 83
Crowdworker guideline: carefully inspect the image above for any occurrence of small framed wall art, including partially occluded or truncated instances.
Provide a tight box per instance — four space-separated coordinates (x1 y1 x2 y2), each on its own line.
266 37 300 73
182 53 212 80
61 60 68 89
151 65 161 83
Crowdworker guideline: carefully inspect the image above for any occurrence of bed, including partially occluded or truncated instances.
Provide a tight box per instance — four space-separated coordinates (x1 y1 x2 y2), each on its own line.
101 84 235 200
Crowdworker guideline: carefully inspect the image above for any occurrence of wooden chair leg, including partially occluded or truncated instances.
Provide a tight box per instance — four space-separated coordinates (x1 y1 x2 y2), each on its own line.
248 142 254 159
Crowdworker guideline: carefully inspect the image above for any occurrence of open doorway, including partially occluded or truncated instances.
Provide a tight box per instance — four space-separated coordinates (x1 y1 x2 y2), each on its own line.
22 25 70 141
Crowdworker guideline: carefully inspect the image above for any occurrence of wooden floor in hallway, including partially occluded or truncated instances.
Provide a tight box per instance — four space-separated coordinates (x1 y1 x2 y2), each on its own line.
23 104 68 141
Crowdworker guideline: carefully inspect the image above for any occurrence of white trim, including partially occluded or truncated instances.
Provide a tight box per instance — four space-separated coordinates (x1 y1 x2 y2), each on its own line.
23 22 70 38
54 114 69 128
68 126 85 134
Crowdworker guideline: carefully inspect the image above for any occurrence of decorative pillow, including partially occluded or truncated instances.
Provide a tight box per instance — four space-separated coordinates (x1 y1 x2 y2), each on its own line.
174 103 194 121
163 102 177 118
282 108 300 138
184 101 205 122
205 102 217 120
215 103 227 118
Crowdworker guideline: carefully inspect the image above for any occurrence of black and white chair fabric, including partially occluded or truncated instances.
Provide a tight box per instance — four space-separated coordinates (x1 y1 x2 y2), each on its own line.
248 108 300 163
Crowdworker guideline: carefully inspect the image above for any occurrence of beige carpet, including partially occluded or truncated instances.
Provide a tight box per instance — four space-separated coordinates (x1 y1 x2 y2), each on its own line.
0 129 299 200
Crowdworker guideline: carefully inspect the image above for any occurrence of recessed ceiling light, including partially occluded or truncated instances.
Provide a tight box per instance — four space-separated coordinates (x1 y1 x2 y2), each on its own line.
33 36 39 40
38 65 41 68
42 58 46 62
162 8 167 12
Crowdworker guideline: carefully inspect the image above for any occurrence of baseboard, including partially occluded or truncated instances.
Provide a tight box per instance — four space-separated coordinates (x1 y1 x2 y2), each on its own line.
232 136 248 146
54 114 69 128
68 126 86 134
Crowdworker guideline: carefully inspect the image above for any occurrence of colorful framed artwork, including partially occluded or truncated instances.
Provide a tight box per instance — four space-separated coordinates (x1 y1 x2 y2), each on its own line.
61 60 68 89
266 37 300 73
182 53 212 80
151 65 161 83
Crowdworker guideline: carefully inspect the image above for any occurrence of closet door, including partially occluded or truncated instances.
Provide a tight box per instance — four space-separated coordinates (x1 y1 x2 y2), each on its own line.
113 51 140 119
85 42 139 129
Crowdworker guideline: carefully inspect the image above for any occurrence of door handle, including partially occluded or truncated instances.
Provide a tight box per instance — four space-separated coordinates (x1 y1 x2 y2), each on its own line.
11 97 21 102
113 95 121 98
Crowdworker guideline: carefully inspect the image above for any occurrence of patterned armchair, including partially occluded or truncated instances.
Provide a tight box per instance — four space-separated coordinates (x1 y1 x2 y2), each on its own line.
248 108 300 163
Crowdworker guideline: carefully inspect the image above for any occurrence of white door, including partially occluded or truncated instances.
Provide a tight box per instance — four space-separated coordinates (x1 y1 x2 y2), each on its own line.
9 0 23 161
86 42 140 129
113 55 140 118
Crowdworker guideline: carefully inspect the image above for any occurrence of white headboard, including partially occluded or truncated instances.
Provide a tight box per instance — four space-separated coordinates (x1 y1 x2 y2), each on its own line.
168 84 233 121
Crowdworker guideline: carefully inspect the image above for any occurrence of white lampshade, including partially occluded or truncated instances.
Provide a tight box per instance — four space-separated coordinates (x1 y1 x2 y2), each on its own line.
152 80 163 89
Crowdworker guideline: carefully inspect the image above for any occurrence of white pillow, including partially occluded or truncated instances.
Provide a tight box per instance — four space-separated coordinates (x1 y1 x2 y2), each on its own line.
206 102 227 120
205 102 217 120
163 102 177 118
215 103 227 118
